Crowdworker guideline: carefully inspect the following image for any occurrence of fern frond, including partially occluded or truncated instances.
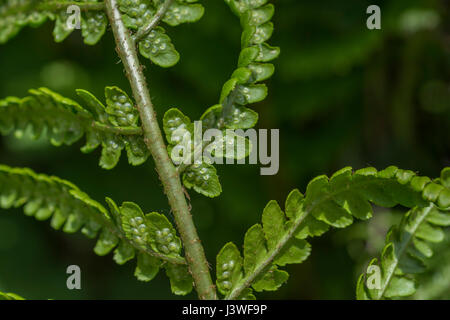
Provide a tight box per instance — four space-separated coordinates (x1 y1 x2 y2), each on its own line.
0 0 107 45
0 291 25 300
201 0 279 131
159 0 278 198
163 107 219 197
162 107 252 198
356 168 450 300
117 0 204 67
215 166 450 299
0 164 193 295
0 87 150 169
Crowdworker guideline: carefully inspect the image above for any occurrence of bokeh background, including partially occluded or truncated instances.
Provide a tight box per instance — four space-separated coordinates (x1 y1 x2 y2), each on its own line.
0 0 449 299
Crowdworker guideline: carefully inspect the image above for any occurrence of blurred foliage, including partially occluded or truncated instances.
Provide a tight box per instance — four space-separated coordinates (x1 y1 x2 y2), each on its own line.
0 0 449 299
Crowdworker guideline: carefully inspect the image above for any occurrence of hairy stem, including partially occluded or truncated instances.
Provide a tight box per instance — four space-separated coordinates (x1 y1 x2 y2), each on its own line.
104 0 217 300
134 0 174 42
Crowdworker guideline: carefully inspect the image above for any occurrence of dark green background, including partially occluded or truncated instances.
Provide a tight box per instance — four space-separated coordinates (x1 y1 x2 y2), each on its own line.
0 0 449 299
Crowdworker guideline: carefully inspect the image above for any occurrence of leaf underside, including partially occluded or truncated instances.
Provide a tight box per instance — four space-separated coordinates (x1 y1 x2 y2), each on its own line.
0 164 193 295
0 87 150 169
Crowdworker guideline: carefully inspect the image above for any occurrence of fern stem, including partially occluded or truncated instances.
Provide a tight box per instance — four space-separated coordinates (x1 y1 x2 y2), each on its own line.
133 0 174 42
104 0 217 300
37 1 105 11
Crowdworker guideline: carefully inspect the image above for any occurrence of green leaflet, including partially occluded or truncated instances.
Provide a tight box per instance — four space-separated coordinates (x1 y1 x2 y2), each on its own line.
161 0 204 27
182 163 222 198
217 166 450 299
0 165 192 295
118 0 203 67
0 0 106 45
120 201 152 249
201 104 258 130
0 87 150 169
0 291 25 300
119 0 204 29
251 266 289 292
134 253 161 282
163 108 221 197
104 86 139 127
163 107 193 146
146 211 182 256
113 240 136 265
118 0 154 29
139 27 180 67
164 263 193 296
53 1 107 45
94 228 120 256
356 169 450 300
225 0 270 16
216 243 244 295
243 224 289 292
163 107 256 198
80 9 108 45
163 107 255 198
203 0 279 130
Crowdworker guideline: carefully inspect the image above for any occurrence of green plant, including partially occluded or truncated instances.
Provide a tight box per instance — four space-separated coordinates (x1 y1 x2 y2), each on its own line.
0 0 449 300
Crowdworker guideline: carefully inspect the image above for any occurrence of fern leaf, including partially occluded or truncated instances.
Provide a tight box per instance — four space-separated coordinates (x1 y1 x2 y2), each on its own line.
216 166 450 299
157 0 277 198
138 26 180 67
182 163 222 198
164 263 194 296
0 0 106 45
0 87 150 169
0 165 193 295
356 168 450 300
163 108 222 197
118 0 204 67
161 0 204 26
163 107 253 198
201 0 279 131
